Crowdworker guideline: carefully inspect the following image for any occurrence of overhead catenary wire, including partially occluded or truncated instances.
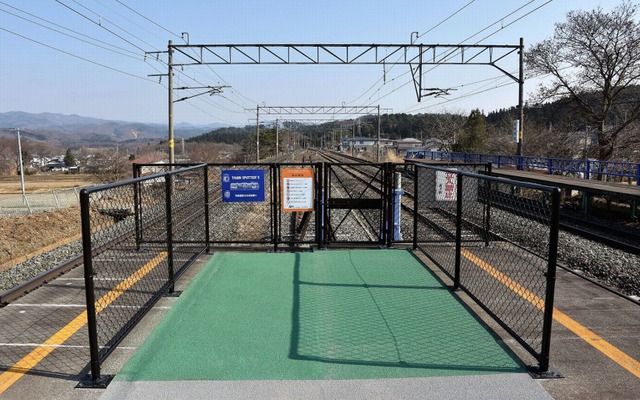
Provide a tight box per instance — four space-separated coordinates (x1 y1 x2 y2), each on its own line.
0 26 155 82
349 1 546 109
0 1 141 58
114 0 182 39
1 0 556 126
360 0 553 111
108 0 258 112
345 0 478 106
54 0 152 53
1 1 250 124
0 8 139 60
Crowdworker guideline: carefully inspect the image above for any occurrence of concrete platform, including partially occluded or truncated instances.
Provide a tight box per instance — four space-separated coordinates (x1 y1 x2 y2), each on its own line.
2 248 639 399
97 249 551 399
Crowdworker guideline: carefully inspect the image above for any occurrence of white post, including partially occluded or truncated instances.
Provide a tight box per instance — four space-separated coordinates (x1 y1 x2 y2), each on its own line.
16 129 26 199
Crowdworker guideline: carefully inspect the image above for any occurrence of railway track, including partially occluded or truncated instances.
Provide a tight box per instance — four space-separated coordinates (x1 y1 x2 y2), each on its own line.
481 188 640 255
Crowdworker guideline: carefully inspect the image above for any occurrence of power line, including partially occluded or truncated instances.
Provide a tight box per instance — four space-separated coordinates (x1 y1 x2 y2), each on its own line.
346 1 478 105
360 0 552 109
92 0 170 46
65 0 157 51
416 0 476 40
109 1 258 110
54 0 149 53
0 5 141 60
0 26 154 82
474 0 554 43
114 0 181 39
0 1 140 57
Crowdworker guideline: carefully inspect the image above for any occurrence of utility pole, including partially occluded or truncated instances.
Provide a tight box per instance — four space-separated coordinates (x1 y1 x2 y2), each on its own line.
256 107 260 162
275 118 279 157
377 105 381 162
352 120 355 156
517 37 524 161
14 128 25 199
168 40 175 165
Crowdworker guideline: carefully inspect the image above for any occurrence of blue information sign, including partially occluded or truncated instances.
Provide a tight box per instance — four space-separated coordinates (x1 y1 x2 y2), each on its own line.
221 169 265 202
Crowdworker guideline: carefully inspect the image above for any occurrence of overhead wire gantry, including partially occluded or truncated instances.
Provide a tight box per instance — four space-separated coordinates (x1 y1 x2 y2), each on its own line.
160 40 525 162
247 105 393 161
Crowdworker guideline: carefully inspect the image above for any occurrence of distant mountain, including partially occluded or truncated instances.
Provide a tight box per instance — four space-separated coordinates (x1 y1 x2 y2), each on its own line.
0 111 228 146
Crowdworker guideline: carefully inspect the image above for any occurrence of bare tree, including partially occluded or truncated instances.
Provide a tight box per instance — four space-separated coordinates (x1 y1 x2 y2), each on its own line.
0 136 18 175
91 149 128 183
526 1 640 161
423 111 467 152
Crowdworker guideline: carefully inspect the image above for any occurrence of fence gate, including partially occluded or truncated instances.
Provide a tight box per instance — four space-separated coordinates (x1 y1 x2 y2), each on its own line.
323 163 392 246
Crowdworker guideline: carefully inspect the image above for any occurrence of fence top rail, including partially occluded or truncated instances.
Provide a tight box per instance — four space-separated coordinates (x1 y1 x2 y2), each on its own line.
83 164 208 195
410 150 640 169
407 160 490 168
415 163 561 194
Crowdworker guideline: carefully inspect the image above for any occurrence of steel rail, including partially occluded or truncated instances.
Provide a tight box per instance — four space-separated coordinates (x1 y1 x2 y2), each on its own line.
0 254 83 306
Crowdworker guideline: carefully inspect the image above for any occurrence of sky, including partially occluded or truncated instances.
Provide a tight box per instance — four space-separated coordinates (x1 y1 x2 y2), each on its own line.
0 0 631 127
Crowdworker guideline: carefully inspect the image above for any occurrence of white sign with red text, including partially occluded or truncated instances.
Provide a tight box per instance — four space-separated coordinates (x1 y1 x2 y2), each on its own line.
436 170 457 201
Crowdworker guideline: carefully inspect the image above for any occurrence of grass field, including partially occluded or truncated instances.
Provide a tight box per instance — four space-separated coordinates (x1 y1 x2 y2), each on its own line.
0 173 97 194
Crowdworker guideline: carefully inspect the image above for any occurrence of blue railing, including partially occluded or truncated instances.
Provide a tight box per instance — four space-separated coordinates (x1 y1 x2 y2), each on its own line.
405 150 640 186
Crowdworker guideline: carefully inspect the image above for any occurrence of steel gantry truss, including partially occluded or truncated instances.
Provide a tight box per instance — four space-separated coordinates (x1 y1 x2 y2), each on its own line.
161 39 526 161
247 105 393 162
169 42 524 101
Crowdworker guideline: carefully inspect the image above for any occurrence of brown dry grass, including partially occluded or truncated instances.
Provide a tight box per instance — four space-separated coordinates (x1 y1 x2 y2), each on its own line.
0 207 82 271
0 173 92 271
0 173 97 194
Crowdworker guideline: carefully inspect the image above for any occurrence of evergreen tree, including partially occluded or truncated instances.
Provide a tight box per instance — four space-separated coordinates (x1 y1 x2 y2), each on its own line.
454 109 488 152
63 149 76 167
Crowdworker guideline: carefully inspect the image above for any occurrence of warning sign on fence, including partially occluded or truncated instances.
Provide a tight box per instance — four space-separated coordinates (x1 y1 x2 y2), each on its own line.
435 170 457 201
281 168 314 212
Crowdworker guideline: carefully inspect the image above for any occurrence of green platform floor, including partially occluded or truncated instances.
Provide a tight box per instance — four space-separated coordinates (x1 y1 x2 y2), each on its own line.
115 249 524 382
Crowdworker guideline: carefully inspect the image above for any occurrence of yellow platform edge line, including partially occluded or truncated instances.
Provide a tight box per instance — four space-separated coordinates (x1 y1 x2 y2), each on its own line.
0 252 167 394
461 248 640 379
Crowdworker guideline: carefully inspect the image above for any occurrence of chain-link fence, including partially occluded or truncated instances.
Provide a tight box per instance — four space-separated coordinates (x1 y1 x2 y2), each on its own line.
207 164 274 248
79 161 562 382
413 163 561 373
0 188 82 216
80 164 209 384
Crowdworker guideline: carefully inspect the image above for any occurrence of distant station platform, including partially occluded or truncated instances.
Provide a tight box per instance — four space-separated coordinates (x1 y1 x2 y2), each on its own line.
408 158 639 217
491 168 639 218
100 249 552 400
489 168 640 200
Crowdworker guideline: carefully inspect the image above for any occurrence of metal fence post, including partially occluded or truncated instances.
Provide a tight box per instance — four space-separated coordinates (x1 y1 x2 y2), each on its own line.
412 163 419 250
272 165 279 252
454 174 463 290
204 166 210 253
79 189 102 384
385 162 394 247
132 164 142 250
539 187 561 373
165 173 175 293
315 162 324 247
322 163 329 248
484 163 492 247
